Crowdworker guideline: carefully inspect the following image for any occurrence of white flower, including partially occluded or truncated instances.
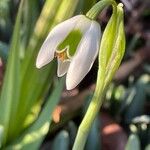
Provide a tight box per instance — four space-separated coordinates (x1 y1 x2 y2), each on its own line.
36 15 101 90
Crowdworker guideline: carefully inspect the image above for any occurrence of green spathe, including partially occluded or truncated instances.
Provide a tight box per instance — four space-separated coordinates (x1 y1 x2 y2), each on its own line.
73 2 125 150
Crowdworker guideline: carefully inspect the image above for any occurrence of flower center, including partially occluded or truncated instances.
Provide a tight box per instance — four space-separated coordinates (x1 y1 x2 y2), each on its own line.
56 29 82 58
55 46 70 61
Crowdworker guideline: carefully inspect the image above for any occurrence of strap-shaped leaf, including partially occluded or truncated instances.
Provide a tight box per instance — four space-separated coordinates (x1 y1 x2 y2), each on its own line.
98 8 117 70
52 130 70 150
104 4 125 86
9 0 62 139
0 125 4 148
0 41 9 62
14 0 80 137
6 79 64 150
0 0 23 145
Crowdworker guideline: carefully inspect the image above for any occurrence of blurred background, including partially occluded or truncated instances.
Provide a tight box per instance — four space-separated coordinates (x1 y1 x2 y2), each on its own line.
0 0 149 150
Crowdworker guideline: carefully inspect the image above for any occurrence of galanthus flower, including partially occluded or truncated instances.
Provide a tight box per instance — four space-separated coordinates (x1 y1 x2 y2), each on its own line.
36 15 101 90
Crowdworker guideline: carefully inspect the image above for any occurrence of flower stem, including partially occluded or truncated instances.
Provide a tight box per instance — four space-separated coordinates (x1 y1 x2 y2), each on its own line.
86 0 117 20
72 1 124 150
72 69 105 150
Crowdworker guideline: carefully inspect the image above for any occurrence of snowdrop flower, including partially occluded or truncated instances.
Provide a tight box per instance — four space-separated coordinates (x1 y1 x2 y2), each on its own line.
36 15 101 90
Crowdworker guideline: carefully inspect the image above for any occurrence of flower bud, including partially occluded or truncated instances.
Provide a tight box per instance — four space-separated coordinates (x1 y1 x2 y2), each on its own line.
104 3 126 86
98 6 117 70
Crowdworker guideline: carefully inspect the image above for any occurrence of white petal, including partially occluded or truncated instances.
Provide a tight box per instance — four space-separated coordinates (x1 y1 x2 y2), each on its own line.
36 15 83 68
57 59 70 77
75 16 91 34
66 21 101 90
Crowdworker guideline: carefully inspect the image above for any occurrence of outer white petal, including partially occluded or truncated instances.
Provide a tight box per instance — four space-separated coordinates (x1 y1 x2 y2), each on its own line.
66 21 101 90
57 59 70 77
36 15 83 68
75 16 91 34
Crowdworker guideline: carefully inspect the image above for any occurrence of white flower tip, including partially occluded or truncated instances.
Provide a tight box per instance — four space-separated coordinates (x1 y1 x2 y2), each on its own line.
36 56 44 69
66 85 72 90
66 84 74 90
36 56 48 69
36 50 54 69
66 78 78 90
36 61 42 69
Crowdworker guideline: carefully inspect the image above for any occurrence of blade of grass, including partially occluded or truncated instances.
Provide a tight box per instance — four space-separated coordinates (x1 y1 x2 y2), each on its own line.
20 0 40 58
6 78 65 150
10 0 79 140
0 41 9 62
53 0 79 24
0 125 4 148
21 0 62 78
15 0 80 136
82 0 97 13
75 0 96 14
0 0 12 39
8 0 62 139
52 130 70 150
0 0 24 145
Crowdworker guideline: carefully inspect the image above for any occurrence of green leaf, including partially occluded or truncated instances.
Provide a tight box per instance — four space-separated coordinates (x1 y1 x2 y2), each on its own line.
0 0 80 146
53 0 79 24
66 121 77 147
15 0 79 135
11 0 63 138
145 144 150 150
98 7 117 70
82 0 97 14
0 0 23 145
85 117 100 150
104 4 126 87
75 0 97 14
0 41 9 62
21 0 62 77
125 134 141 150
6 79 64 150
122 82 146 124
0 125 4 148
0 0 12 37
52 130 70 150
20 0 40 58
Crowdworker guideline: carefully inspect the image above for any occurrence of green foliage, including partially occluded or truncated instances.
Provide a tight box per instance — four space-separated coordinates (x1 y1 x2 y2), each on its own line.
0 125 4 148
145 144 150 150
122 82 146 123
0 0 12 38
0 0 23 144
0 0 91 149
6 79 64 149
2 0 148 150
103 4 126 87
0 41 8 62
85 117 100 150
52 130 70 150
125 134 141 150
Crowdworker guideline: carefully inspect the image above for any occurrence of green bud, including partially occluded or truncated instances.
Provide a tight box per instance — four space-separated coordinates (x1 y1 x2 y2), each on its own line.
104 3 126 86
98 5 117 70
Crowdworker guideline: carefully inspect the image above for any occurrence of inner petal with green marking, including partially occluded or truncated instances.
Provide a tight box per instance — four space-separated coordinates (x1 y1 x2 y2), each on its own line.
56 29 82 59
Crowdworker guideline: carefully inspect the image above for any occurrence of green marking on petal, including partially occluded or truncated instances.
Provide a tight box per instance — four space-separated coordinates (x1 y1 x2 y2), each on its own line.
57 30 82 57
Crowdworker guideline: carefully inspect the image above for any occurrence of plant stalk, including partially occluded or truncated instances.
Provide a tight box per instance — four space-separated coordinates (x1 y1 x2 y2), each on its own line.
72 69 105 150
86 0 117 20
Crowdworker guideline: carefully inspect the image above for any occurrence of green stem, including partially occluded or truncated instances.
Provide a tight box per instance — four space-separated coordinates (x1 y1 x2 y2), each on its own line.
86 0 117 20
72 1 122 150
72 69 105 150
